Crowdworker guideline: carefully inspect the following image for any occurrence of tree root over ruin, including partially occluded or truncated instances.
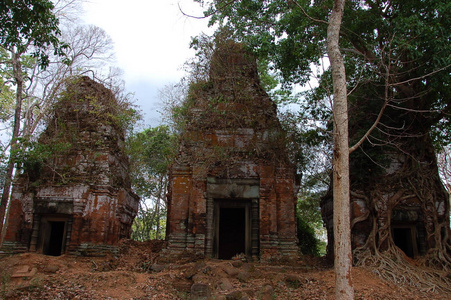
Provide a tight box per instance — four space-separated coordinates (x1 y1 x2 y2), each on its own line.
349 143 451 295
354 246 451 294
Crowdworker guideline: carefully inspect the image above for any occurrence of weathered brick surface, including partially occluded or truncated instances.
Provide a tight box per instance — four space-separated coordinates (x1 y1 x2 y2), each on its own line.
321 143 449 259
165 42 299 261
1 77 139 256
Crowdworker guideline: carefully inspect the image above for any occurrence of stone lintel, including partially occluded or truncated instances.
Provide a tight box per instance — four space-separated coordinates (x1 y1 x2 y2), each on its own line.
207 178 260 199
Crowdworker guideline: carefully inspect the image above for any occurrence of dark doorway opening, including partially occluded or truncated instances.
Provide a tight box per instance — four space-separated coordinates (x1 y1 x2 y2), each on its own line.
38 217 68 256
218 207 246 259
208 197 258 260
392 226 418 258
45 221 65 256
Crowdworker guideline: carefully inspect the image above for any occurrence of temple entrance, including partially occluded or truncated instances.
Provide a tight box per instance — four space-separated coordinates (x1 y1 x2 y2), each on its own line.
218 207 246 259
38 216 69 256
392 224 418 258
214 200 251 259
206 178 260 260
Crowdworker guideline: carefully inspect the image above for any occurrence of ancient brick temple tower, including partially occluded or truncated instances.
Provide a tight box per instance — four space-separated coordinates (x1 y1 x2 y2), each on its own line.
166 42 299 261
1 77 139 256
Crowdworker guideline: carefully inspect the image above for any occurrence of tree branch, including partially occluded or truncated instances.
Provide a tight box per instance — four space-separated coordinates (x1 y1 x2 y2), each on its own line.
292 0 329 25
349 97 388 153
178 0 237 19
390 63 451 87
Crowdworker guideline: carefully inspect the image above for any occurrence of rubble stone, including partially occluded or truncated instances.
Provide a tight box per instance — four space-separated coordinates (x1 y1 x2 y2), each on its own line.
190 283 212 300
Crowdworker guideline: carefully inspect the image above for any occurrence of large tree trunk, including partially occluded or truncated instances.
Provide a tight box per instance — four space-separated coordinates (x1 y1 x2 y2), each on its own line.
327 0 354 299
0 51 24 241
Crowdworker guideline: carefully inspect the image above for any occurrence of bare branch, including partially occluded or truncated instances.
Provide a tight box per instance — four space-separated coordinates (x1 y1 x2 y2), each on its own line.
349 98 389 153
178 0 237 19
390 63 451 87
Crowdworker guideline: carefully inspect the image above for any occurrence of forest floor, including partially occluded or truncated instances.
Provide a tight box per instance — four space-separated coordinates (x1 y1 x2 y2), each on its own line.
0 240 450 300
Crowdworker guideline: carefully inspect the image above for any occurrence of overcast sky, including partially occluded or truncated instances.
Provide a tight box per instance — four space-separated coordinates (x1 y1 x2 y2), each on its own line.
81 0 212 127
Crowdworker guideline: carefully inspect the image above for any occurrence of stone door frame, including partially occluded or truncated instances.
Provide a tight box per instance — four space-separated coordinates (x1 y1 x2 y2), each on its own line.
391 223 419 258
206 177 260 260
30 214 72 255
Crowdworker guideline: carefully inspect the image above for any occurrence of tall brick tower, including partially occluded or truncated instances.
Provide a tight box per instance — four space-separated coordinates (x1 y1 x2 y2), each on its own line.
1 77 139 256
166 42 299 261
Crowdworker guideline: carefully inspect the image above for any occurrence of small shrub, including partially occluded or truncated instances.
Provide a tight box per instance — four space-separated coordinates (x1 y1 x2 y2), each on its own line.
296 216 321 256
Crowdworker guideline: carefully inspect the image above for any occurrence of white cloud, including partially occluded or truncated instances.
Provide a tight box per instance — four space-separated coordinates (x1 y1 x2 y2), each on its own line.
83 0 211 82
82 0 213 126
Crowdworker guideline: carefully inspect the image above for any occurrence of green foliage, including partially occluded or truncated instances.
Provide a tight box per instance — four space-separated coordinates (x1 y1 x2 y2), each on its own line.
11 137 71 182
131 210 167 241
297 215 324 257
53 76 140 133
297 192 324 230
202 0 451 149
257 58 278 92
188 33 215 81
204 0 326 85
297 190 327 257
279 110 331 189
0 0 68 66
128 126 176 188
128 125 176 240
0 48 15 121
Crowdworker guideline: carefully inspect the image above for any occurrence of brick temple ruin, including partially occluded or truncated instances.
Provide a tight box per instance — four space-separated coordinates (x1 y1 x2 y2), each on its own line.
1 77 139 256
322 143 450 260
165 42 299 261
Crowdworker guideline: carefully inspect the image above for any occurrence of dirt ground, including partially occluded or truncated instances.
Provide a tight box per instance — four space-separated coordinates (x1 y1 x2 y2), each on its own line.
0 240 449 300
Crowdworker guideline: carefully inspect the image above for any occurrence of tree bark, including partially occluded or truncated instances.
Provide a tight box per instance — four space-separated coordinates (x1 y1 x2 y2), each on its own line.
0 50 24 241
327 0 354 299
155 175 164 239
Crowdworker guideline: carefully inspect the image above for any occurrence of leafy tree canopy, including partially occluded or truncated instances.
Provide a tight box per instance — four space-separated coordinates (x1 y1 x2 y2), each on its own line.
0 49 15 121
127 125 177 198
0 0 68 67
199 0 451 148
127 125 176 241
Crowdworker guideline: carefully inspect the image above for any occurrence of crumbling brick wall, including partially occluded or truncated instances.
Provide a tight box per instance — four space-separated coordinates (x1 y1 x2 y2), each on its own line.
321 145 449 260
1 77 139 256
166 42 299 261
